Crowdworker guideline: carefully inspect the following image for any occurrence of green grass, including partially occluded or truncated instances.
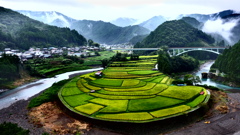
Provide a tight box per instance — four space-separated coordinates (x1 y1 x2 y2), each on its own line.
89 98 128 113
160 76 169 84
121 79 140 87
158 86 204 100
61 87 83 96
74 103 104 115
76 80 91 92
104 82 156 92
90 79 123 87
97 84 168 96
128 70 159 75
128 96 185 112
150 105 191 118
96 112 153 121
186 89 208 107
64 81 77 87
81 81 102 90
63 93 95 107
90 93 155 100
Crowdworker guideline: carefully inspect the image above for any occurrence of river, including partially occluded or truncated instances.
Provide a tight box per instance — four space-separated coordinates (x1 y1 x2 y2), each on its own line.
194 61 240 90
0 68 103 110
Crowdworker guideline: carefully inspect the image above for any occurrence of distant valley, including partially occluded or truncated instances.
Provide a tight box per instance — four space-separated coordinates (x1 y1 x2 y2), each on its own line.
18 9 240 46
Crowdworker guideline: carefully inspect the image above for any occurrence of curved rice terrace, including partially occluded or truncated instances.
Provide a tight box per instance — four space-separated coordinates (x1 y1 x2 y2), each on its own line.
58 57 210 123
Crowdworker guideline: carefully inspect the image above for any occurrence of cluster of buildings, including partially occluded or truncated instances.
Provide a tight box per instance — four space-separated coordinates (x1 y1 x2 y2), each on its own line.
0 46 101 60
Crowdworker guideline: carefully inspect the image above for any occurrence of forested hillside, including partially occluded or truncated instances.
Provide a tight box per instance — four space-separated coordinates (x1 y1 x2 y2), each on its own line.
0 7 87 50
70 20 150 44
135 20 215 48
213 42 240 83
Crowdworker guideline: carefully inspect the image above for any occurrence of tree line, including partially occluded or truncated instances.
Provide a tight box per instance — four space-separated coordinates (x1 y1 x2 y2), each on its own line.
212 41 240 84
157 49 199 75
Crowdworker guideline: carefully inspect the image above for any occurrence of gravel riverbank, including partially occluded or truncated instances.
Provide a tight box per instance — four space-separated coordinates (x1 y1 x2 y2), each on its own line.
0 94 46 135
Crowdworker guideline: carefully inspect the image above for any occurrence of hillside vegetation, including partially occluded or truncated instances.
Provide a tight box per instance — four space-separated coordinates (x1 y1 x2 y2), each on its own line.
212 42 240 84
0 7 87 50
135 20 215 48
70 20 150 44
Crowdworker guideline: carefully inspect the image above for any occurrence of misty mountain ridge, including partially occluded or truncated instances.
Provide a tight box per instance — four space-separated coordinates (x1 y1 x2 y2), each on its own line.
110 17 138 27
17 10 150 44
70 20 150 44
139 16 167 31
17 10 77 27
16 9 240 46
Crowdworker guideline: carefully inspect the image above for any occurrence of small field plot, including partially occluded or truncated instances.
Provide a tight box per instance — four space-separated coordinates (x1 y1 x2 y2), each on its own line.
158 86 203 100
59 56 210 123
128 70 159 75
90 79 123 87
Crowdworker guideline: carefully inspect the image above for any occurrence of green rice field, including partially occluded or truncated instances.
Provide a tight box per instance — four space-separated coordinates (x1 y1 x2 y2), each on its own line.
58 57 210 123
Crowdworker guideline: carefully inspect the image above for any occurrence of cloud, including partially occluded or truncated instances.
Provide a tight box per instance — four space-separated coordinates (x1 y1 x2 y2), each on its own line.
202 18 239 45
1 0 240 21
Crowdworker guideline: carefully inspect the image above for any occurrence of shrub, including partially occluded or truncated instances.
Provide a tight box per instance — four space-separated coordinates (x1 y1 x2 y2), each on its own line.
0 122 29 135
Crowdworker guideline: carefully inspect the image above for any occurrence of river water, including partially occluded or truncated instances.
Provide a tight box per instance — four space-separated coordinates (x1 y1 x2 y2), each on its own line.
0 68 103 110
194 61 240 90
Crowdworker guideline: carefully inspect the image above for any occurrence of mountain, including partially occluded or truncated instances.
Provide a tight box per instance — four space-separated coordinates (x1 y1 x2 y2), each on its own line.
0 7 87 50
17 10 76 28
135 20 215 48
70 20 150 44
17 10 149 44
129 34 148 45
179 10 240 45
139 16 167 31
110 17 138 27
181 17 202 29
179 10 236 23
213 41 240 84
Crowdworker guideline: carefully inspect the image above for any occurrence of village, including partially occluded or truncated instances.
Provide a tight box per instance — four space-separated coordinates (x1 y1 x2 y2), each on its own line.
0 43 134 61
0 46 101 60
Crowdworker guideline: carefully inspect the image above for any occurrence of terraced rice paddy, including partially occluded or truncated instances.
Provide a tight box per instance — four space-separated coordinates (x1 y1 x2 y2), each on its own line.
59 57 210 123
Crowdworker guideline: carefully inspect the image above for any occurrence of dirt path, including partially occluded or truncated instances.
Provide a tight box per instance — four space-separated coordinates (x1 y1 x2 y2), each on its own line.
166 93 240 135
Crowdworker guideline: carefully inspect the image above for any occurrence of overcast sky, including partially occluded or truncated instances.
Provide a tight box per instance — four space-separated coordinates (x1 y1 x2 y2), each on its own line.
1 0 239 21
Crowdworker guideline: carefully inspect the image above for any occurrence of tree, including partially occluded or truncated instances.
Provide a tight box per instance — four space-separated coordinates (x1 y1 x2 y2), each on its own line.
101 58 109 68
88 39 94 46
157 51 172 74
